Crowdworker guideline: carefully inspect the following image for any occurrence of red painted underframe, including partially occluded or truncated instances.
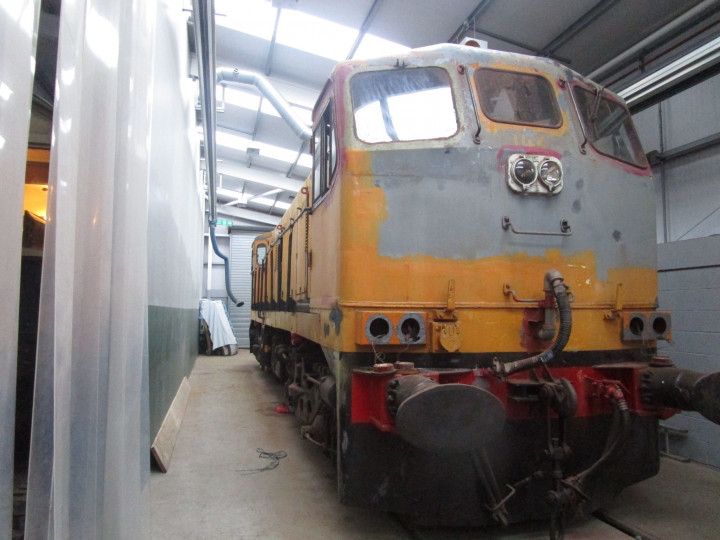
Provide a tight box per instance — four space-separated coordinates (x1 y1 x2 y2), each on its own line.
351 364 676 433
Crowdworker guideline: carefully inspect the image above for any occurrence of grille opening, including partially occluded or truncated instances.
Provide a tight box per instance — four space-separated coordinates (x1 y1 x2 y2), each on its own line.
629 316 645 336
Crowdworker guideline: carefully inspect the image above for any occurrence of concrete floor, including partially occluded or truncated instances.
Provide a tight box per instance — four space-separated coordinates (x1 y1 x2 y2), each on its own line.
151 352 720 539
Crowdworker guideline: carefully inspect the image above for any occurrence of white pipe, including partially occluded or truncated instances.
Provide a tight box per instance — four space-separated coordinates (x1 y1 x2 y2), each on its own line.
619 35 720 105
207 230 213 293
589 0 720 81
217 68 312 141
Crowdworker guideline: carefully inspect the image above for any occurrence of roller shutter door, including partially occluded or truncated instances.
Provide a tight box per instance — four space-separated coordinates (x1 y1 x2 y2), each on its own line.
229 231 255 348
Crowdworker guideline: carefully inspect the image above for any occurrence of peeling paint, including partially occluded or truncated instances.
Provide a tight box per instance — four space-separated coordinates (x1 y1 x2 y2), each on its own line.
329 301 343 335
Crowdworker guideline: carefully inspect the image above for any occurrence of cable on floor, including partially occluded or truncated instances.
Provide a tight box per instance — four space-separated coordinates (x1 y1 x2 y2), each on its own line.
237 448 288 475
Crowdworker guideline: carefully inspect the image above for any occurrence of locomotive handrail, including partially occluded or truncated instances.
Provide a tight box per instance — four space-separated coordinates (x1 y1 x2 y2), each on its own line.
502 216 573 236
269 205 312 249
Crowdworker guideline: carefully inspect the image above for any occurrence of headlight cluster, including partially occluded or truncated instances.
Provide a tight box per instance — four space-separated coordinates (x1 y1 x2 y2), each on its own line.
508 154 563 194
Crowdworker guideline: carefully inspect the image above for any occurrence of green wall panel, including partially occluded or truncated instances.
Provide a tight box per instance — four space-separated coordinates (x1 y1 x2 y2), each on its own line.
148 305 198 438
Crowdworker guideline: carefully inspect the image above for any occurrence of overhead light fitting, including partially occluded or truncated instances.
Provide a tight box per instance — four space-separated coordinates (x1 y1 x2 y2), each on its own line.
618 36 720 106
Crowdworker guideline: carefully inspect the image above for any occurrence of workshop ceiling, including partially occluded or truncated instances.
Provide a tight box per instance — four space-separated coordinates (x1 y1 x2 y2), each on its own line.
32 0 720 227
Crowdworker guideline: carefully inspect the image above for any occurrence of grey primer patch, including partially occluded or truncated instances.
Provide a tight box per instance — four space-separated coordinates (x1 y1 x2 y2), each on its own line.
572 199 581 213
329 301 343 335
371 147 657 278
613 230 622 241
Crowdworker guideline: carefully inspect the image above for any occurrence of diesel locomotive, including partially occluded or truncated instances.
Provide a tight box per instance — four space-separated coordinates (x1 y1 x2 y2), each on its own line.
249 43 720 536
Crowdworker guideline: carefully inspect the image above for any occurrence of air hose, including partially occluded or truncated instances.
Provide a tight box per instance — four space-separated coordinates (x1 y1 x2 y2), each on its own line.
556 389 630 503
494 270 572 376
210 223 243 307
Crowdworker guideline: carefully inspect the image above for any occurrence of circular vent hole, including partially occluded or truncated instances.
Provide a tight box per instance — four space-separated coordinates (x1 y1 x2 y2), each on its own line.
400 318 421 342
369 317 390 339
629 317 645 336
653 317 667 335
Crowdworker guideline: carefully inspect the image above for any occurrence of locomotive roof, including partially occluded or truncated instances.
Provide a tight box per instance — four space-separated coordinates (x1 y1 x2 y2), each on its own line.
313 43 610 123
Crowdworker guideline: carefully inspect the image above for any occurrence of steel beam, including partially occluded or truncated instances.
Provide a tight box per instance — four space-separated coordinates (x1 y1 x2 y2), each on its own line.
589 0 720 81
347 0 384 60
539 0 621 57
447 0 494 44
216 203 280 226
264 8 282 76
648 132 720 165
204 159 304 192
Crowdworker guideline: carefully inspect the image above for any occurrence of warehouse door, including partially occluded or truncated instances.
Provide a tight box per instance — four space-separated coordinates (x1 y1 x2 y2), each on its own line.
229 231 256 348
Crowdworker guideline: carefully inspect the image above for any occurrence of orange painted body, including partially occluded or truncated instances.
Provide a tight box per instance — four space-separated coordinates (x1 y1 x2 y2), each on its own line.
251 48 661 361
245 45 686 529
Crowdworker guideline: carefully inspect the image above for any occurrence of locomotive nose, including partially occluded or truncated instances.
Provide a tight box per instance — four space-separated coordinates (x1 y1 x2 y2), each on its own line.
388 375 506 453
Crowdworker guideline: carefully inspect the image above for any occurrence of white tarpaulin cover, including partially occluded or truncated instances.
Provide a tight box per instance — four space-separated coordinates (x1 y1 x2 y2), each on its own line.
200 300 238 350
0 1 41 535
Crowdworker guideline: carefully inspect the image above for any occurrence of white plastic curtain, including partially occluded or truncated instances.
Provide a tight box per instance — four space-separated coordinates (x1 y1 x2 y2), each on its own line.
25 0 155 536
0 0 41 536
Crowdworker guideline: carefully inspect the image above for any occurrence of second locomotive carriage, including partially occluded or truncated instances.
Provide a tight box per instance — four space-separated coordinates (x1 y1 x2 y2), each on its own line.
249 43 720 533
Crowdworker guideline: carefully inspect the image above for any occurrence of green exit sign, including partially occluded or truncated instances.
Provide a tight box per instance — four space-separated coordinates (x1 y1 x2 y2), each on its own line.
216 219 233 226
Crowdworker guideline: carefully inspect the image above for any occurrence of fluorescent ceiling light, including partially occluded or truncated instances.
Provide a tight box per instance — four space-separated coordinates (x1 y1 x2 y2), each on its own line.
220 86 260 110
352 34 411 60
252 196 291 210
218 187 291 210
216 0 409 63
276 9 358 61
250 188 283 200
618 36 720 106
213 130 312 168
220 86 312 124
216 0 277 41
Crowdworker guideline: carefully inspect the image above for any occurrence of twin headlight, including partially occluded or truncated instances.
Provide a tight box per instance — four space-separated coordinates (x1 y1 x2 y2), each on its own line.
508 154 563 194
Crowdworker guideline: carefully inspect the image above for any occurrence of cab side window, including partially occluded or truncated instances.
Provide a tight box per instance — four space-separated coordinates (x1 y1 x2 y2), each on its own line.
255 244 267 267
312 100 337 204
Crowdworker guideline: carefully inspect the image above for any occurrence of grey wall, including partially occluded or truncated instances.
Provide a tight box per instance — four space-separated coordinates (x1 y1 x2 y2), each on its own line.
633 73 720 243
656 237 720 468
147 3 204 439
633 73 720 468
